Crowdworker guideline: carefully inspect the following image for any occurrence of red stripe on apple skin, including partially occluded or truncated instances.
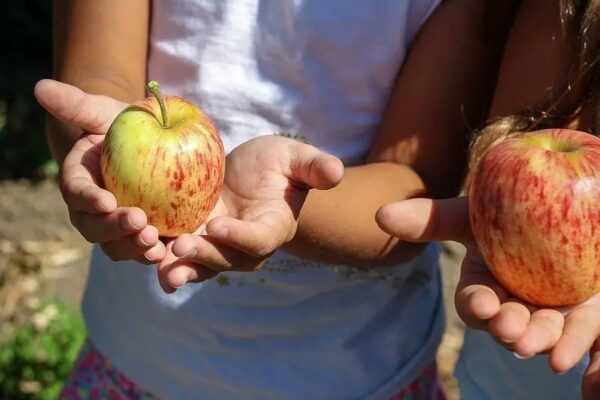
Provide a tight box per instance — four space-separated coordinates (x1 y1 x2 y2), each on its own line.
171 156 184 192
470 129 600 306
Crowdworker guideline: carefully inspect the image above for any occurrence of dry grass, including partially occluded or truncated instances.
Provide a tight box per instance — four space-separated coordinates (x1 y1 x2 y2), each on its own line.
437 241 467 400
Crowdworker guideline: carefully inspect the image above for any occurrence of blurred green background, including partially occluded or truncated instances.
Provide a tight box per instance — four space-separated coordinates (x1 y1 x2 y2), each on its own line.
0 0 54 180
0 3 88 399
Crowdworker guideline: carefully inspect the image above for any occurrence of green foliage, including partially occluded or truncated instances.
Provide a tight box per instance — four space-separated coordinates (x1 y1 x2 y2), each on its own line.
0 1 53 179
0 302 86 400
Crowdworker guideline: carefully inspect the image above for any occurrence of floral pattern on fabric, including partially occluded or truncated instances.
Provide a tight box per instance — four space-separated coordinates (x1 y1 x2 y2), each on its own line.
59 339 160 400
389 364 446 400
61 338 444 400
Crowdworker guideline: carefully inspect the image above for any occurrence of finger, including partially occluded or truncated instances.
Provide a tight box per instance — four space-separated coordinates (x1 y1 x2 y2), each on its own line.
70 207 147 243
583 338 600 400
205 214 291 258
171 233 269 272
157 242 218 293
62 176 117 214
61 136 117 213
375 197 473 244
99 225 161 263
287 142 344 190
160 261 219 290
550 303 600 373
143 240 167 262
171 234 232 272
34 79 125 133
488 299 533 345
512 309 564 358
455 253 508 329
157 242 179 293
455 282 502 329
166 233 271 289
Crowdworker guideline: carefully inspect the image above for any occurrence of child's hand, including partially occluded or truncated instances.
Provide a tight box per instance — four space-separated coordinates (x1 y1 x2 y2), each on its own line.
156 135 344 293
34 80 166 263
376 197 600 383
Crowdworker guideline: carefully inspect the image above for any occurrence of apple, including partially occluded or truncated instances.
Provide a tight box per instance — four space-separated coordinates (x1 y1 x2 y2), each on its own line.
100 81 225 237
469 129 600 306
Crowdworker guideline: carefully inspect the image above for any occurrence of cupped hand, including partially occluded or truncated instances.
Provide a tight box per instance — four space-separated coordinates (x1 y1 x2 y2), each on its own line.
34 79 166 263
157 135 344 293
376 197 600 398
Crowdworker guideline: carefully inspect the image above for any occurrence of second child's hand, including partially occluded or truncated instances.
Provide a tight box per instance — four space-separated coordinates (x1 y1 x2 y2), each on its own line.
376 197 600 383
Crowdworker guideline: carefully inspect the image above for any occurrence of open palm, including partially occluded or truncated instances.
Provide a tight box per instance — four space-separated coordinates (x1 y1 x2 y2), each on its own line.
376 196 600 399
158 135 344 292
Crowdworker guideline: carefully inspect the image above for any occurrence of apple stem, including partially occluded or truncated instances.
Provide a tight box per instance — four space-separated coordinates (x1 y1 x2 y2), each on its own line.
147 81 169 128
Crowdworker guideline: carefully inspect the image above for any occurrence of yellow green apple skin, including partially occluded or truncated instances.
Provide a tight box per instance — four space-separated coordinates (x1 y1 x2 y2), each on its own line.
100 82 225 237
469 129 600 306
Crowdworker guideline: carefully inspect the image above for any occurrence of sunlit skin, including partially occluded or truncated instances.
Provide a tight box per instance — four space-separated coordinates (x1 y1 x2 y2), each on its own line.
469 129 600 306
100 82 225 237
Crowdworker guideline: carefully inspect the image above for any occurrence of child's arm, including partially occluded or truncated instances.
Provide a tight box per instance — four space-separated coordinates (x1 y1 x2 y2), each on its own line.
50 0 149 162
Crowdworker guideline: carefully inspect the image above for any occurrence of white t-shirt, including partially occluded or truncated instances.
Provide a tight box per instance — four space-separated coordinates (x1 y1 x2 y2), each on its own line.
82 1 444 399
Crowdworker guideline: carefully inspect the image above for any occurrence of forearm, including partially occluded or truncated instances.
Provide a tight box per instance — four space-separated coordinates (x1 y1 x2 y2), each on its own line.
49 0 148 163
283 162 427 267
367 0 518 199
487 0 577 119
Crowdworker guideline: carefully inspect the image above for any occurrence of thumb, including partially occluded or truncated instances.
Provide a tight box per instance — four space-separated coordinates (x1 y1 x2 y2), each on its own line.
34 79 126 134
376 197 474 244
289 144 344 190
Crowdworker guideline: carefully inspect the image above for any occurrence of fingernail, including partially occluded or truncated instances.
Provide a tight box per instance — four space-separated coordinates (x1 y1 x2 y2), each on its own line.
502 338 516 344
513 352 534 360
144 245 161 262
97 198 111 213
186 270 199 282
182 249 198 259
209 226 228 239
141 226 159 246
121 213 140 231
162 285 176 294
140 234 151 247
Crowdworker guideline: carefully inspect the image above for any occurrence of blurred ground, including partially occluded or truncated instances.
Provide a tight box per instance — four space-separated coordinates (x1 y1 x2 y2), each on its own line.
0 178 466 399
438 241 467 400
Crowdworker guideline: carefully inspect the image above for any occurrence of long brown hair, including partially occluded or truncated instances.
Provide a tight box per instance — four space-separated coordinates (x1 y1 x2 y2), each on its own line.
466 0 600 186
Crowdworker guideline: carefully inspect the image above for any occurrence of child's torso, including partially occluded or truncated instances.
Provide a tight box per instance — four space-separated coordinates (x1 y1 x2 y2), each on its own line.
83 1 445 399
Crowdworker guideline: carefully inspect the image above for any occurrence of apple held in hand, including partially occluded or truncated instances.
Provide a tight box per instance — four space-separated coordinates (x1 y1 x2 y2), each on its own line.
100 81 225 237
469 129 600 306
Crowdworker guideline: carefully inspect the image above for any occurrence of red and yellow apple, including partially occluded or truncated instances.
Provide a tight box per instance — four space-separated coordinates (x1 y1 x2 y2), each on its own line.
100 81 225 237
469 129 600 306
